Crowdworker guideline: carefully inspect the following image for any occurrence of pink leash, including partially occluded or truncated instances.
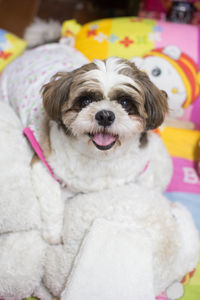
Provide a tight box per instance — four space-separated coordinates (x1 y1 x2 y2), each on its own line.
24 127 59 182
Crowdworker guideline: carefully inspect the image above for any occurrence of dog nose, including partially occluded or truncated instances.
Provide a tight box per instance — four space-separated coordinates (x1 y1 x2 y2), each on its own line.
95 110 115 127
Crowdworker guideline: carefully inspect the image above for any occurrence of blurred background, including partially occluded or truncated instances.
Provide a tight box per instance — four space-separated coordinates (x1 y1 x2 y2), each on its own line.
0 0 199 38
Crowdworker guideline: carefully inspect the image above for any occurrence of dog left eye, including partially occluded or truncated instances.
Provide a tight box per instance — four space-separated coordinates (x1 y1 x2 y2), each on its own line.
119 98 132 109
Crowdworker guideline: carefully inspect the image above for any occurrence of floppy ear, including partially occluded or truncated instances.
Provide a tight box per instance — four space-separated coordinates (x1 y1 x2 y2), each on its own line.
42 71 74 121
144 84 168 130
137 72 168 130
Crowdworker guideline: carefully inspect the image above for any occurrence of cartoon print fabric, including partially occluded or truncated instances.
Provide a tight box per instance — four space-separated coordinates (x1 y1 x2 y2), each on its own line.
0 29 26 72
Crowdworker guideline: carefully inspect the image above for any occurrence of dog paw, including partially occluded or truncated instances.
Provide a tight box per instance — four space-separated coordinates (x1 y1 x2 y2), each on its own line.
166 281 184 300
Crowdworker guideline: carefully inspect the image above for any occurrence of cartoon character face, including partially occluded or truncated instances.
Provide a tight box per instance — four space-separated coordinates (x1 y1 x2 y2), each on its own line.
140 56 186 117
131 46 200 119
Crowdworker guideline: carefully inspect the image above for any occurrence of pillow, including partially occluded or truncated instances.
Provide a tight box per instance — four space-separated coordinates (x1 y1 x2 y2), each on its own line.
62 18 200 127
0 29 26 72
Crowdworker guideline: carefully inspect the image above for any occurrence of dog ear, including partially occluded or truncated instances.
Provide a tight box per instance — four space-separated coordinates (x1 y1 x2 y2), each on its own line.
42 71 74 121
122 61 168 130
138 72 168 130
144 86 168 130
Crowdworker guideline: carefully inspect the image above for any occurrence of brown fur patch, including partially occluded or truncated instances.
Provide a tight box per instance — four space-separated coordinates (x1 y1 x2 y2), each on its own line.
118 59 169 129
30 153 40 166
139 132 148 148
39 115 52 156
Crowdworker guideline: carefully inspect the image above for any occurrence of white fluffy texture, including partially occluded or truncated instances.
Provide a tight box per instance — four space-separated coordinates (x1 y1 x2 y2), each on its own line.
31 161 64 245
0 230 46 300
44 184 199 298
87 57 140 96
0 102 41 233
48 121 172 193
0 105 198 299
24 18 62 48
166 281 184 299
61 219 155 300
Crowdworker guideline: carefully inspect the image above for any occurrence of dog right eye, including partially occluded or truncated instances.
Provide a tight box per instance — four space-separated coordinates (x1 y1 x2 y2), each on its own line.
78 97 92 108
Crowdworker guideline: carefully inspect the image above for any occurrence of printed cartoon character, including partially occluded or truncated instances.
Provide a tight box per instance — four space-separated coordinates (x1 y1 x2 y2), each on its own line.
131 46 200 118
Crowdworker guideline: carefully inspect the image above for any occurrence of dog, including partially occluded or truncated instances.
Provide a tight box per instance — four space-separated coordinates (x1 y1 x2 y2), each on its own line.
0 41 172 244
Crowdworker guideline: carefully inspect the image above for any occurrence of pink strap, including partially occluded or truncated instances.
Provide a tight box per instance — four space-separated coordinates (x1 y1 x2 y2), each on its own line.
23 127 58 181
138 161 150 177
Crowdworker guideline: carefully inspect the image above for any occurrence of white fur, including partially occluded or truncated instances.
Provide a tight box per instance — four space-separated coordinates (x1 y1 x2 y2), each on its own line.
48 121 172 194
0 102 41 234
86 57 140 96
43 184 199 298
0 77 199 300
24 18 61 48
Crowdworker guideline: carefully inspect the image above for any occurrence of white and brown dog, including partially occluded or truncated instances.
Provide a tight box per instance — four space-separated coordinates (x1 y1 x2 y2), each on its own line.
0 43 172 244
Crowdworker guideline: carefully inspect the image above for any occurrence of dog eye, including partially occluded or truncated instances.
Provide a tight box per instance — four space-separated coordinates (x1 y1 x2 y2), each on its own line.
79 97 92 108
118 98 132 110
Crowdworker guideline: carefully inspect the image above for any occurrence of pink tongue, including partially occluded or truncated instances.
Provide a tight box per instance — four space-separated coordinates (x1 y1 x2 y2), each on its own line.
93 133 116 146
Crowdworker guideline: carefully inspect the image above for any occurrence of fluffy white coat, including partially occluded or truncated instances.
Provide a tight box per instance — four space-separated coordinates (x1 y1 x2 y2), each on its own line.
0 101 199 300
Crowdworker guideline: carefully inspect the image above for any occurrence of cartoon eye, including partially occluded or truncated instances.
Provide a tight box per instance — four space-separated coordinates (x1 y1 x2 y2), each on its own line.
151 67 161 77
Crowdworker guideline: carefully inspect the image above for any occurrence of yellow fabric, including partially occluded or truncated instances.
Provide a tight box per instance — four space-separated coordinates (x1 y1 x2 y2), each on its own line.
62 19 82 38
180 253 200 300
75 18 112 60
160 127 200 162
0 32 26 72
61 17 157 61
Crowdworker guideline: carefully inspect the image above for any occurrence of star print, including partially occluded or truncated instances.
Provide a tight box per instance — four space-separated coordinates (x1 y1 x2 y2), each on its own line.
149 32 161 42
90 24 99 30
108 34 119 43
87 29 97 37
153 25 163 32
0 50 12 60
94 32 108 42
65 29 75 37
119 36 134 48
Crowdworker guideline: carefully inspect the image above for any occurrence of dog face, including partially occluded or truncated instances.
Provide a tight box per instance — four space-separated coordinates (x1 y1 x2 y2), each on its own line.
42 57 168 154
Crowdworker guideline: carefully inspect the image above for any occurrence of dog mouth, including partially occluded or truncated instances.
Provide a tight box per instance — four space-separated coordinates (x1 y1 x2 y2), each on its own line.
88 132 118 151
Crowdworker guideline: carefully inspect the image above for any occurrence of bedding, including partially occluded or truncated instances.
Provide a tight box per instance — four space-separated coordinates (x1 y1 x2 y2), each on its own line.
0 18 200 299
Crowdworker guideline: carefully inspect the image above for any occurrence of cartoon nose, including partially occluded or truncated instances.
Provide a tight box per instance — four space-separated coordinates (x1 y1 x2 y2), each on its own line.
95 110 115 127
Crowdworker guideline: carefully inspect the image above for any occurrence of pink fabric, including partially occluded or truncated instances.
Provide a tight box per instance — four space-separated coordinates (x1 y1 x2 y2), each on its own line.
156 291 169 300
23 127 58 181
167 157 200 193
